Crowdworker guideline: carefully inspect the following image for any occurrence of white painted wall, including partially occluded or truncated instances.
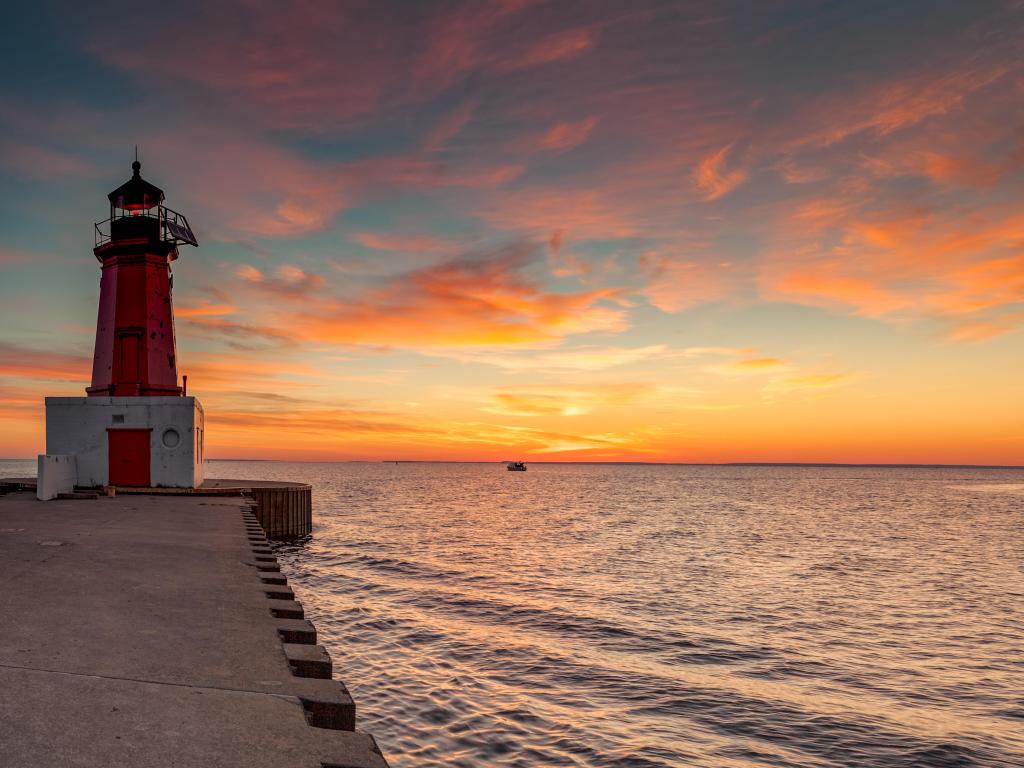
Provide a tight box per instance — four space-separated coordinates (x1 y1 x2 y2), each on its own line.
36 454 77 500
45 396 205 488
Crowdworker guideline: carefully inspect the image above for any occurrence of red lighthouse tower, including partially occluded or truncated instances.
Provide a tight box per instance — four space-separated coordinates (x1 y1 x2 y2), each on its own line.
88 159 197 397
42 158 205 492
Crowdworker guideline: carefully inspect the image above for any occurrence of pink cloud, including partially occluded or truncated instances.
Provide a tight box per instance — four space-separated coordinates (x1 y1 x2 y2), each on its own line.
92 3 599 133
694 143 747 201
783 64 1010 149
537 116 598 152
235 264 325 297
640 251 734 312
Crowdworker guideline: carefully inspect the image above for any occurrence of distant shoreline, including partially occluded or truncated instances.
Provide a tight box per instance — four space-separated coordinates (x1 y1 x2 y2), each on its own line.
5 458 1020 470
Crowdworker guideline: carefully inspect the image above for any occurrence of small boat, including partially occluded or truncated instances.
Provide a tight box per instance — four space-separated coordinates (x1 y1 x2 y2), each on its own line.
506 462 527 471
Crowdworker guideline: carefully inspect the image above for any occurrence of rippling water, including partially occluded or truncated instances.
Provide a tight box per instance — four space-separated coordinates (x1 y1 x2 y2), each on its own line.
6 459 1023 766
207 461 1024 768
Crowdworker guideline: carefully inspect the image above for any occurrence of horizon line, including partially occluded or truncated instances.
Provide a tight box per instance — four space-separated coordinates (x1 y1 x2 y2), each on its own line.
3 458 1022 470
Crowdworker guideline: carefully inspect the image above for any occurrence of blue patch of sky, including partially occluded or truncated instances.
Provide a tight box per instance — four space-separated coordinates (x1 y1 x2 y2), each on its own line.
0 8 143 110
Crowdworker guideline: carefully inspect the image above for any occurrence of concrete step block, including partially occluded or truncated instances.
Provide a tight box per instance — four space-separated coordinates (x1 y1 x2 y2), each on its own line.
264 585 295 601
258 571 287 585
284 643 332 679
275 618 316 645
297 679 355 730
269 600 304 620
254 561 281 572
313 729 389 767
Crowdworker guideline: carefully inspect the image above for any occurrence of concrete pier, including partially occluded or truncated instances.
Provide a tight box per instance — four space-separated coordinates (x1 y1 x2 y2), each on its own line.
3 477 314 540
0 491 389 767
203 480 313 540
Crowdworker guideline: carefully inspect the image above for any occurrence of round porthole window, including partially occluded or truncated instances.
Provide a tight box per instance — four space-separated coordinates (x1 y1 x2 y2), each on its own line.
161 428 181 449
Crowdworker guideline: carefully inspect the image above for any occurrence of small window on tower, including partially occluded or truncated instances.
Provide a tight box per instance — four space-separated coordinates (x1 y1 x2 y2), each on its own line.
112 414 125 424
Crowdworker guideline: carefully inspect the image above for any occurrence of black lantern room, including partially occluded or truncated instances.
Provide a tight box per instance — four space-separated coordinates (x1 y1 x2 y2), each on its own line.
95 158 198 256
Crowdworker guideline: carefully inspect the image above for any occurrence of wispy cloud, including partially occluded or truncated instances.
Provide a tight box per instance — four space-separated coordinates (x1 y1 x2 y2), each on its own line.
289 244 629 349
483 383 653 417
705 357 789 376
694 143 747 201
235 264 325 298
537 116 599 152
434 344 670 372
764 373 855 393
640 250 734 312
0 343 91 381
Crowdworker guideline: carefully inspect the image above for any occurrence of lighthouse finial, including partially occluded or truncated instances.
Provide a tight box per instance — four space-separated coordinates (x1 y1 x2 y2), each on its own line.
132 145 141 176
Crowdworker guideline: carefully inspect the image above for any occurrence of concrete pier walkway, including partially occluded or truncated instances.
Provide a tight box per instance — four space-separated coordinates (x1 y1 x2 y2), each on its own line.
0 491 389 767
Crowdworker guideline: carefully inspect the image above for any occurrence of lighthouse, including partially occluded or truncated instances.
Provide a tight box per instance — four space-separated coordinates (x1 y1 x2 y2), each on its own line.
39 159 205 496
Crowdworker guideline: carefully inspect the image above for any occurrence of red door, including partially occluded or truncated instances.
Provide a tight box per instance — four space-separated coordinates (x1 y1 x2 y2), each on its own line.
108 429 151 487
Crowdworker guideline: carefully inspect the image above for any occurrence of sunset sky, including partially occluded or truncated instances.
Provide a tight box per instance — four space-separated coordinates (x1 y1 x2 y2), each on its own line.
1 1 1022 463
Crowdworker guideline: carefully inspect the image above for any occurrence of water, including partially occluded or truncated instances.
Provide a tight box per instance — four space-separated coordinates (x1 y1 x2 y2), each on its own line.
5 459 1023 766
209 462 1024 768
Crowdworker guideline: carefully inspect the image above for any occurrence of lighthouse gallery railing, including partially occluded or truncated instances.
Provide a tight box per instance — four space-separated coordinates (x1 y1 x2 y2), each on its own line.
95 205 198 248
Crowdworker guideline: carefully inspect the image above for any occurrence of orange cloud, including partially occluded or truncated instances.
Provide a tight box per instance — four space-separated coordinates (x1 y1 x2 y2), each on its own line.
484 383 652 417
945 312 1024 342
770 268 910 317
705 357 789 377
934 254 1024 315
0 343 91 382
694 143 747 201
762 189 1024 338
924 152 1002 187
176 300 237 318
182 316 294 348
201 396 661 461
292 246 629 349
180 354 318 394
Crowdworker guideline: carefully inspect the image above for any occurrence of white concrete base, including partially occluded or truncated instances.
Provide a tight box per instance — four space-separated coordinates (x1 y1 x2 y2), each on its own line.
45 397 205 488
36 455 77 501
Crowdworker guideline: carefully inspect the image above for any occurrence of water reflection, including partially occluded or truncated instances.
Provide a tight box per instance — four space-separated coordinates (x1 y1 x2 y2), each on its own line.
212 462 1024 767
